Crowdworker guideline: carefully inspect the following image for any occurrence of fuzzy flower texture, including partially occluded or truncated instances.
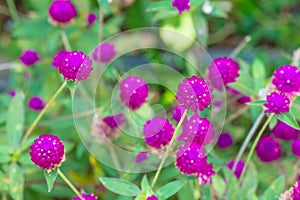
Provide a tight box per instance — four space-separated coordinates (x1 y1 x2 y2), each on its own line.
48 0 77 24
255 135 281 162
73 193 98 200
272 65 300 93
264 92 290 114
30 134 65 171
172 0 190 14
273 120 300 140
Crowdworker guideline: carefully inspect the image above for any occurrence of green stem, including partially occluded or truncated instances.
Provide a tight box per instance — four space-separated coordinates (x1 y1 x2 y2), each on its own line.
151 110 187 188
239 113 275 184
61 30 71 51
229 36 251 59
6 0 20 25
57 168 83 199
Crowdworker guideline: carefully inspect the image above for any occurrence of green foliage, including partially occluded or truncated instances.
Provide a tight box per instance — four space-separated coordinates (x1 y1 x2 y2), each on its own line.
44 169 58 192
260 176 285 200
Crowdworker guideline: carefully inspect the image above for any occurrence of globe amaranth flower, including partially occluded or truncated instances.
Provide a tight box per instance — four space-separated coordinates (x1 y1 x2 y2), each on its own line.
87 13 97 26
217 132 233 149
255 135 281 162
143 117 175 148
58 51 93 81
273 120 299 140
73 193 98 200
48 0 77 25
175 143 215 185
172 105 186 122
135 151 150 163
226 160 245 179
178 113 214 145
147 195 158 200
293 181 300 200
208 57 240 89
172 0 190 14
272 65 300 93
52 50 68 68
96 113 125 140
8 90 16 97
28 96 45 111
92 42 116 63
20 50 40 66
228 87 251 104
176 76 212 111
264 92 290 114
30 134 65 171
291 139 300 157
120 76 149 110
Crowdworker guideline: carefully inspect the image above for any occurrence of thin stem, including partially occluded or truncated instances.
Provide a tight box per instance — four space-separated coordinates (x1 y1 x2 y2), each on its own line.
239 113 275 183
61 30 71 51
229 36 251 59
57 168 83 199
151 110 187 188
6 0 20 25
19 82 67 148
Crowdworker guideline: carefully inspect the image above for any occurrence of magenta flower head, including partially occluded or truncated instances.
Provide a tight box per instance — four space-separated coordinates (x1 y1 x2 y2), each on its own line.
52 50 68 68
96 113 125 139
119 76 149 110
135 151 150 163
30 134 65 171
8 90 16 97
143 117 175 148
92 43 116 63
172 0 190 14
172 105 186 122
48 0 77 25
87 13 97 26
20 50 40 66
176 76 212 111
217 132 233 149
291 139 300 157
273 120 299 140
264 92 290 114
272 65 300 93
147 195 158 200
226 160 245 179
255 135 281 162
293 181 300 200
73 193 98 200
28 96 45 111
178 113 215 145
58 51 93 81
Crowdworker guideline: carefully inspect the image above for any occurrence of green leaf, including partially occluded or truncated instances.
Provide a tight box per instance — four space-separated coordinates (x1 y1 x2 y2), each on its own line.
261 176 285 200
193 13 208 46
146 1 173 12
141 175 150 192
6 91 25 150
0 171 9 192
0 154 11 164
212 174 226 198
98 0 109 7
276 112 300 130
157 180 186 200
9 163 24 200
241 163 258 195
246 100 266 107
190 0 204 7
251 58 266 91
201 185 211 200
247 188 258 200
223 168 242 200
0 145 13 154
99 177 141 196
44 168 58 192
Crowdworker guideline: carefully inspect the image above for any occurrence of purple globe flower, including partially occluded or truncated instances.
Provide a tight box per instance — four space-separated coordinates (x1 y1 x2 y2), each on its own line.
172 105 186 122
8 90 16 97
87 13 97 26
96 113 125 139
92 43 116 63
19 50 40 66
172 0 190 14
237 95 251 104
147 195 158 200
293 181 300 200
226 160 245 179
197 161 215 185
52 50 68 68
48 0 77 24
217 132 233 149
264 92 290 114
178 113 215 145
102 113 125 129
272 120 299 140
255 135 281 162
73 193 98 200
58 51 93 81
176 76 212 111
272 65 300 93
135 151 150 163
143 117 175 148
291 139 300 157
119 76 149 110
28 96 45 111
30 134 65 171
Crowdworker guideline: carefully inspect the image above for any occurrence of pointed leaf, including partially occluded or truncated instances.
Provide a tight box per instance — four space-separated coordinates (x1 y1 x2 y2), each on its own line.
261 176 285 200
99 177 141 196
9 163 24 200
156 180 186 200
44 168 58 192
141 175 150 192
276 112 300 130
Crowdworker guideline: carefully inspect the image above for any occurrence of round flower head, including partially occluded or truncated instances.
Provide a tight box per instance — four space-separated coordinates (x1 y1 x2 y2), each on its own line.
73 193 98 200
226 160 245 179
293 181 300 200
8 90 16 97
135 151 150 163
291 139 300 157
102 113 125 129
119 76 149 110
87 13 97 26
52 50 68 68
178 113 215 145
172 0 190 14
147 195 158 200
176 76 212 111
58 51 93 81
143 117 175 148
93 43 116 63
30 134 65 171
28 96 45 111
264 92 290 114
197 161 215 185
217 132 233 149
20 50 40 66
172 105 186 122
255 135 281 162
272 65 300 93
272 120 299 140
48 0 77 25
